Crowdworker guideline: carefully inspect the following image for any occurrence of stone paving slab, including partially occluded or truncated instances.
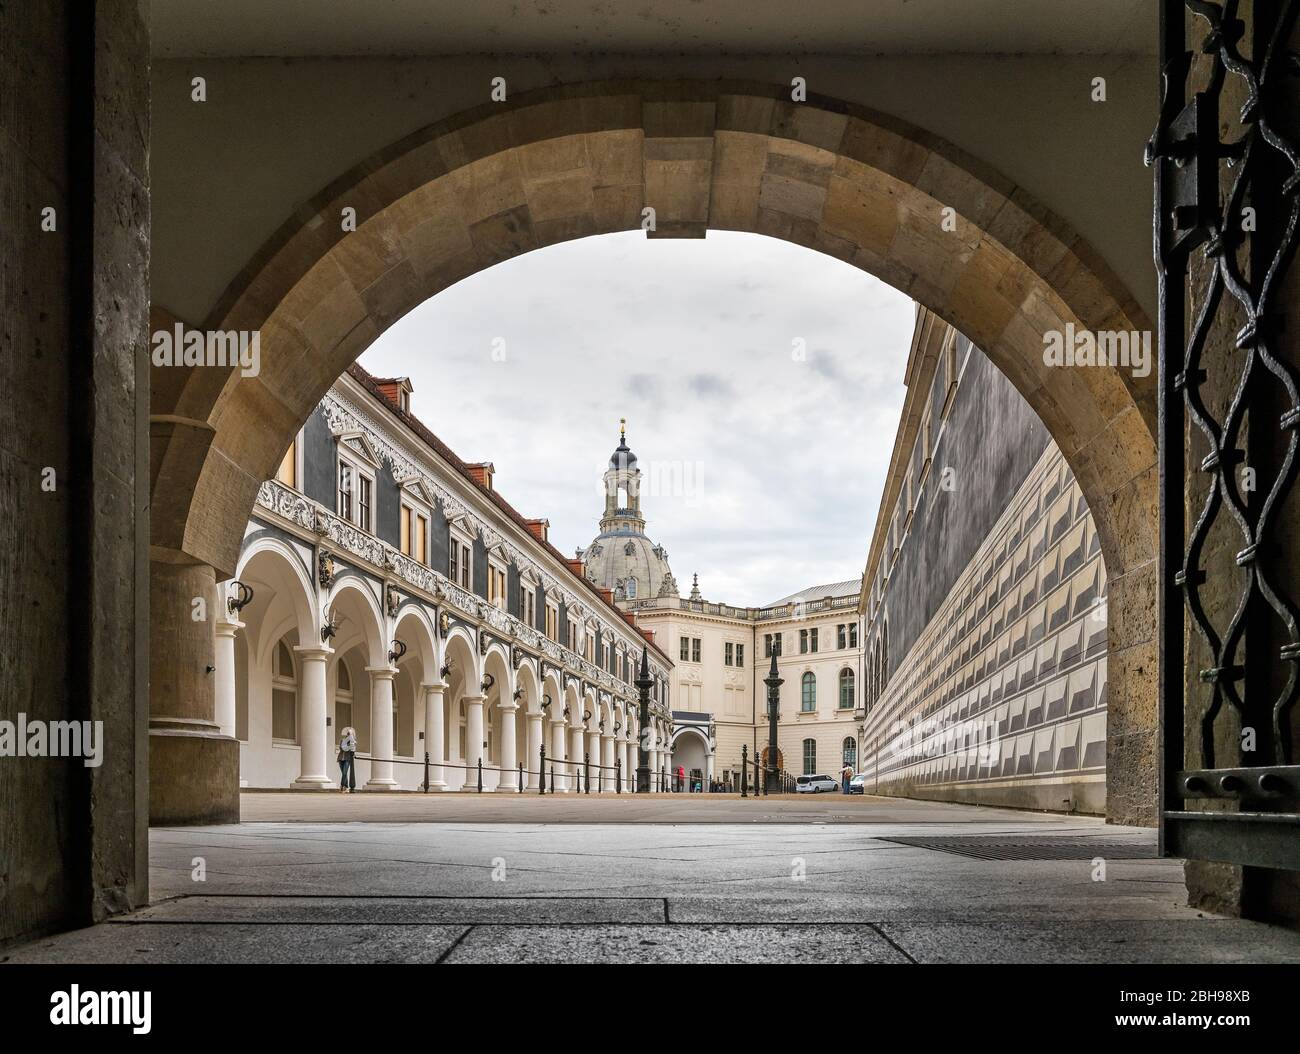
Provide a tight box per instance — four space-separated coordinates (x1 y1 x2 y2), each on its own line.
128 895 667 924
443 923 911 964
3 924 469 964
875 920 1300 964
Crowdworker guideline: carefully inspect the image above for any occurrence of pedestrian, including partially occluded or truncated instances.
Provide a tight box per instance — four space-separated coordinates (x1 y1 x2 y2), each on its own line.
676 764 685 792
338 726 357 793
841 761 853 794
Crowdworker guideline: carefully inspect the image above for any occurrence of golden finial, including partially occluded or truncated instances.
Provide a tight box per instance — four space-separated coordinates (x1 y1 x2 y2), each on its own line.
619 417 626 441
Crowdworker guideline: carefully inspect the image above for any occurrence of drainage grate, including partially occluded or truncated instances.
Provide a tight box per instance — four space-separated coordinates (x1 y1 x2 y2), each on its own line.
875 835 1158 861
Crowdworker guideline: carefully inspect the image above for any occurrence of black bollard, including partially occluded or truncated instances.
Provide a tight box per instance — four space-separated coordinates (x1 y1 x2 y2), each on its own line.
540 745 547 795
477 757 483 793
741 744 748 798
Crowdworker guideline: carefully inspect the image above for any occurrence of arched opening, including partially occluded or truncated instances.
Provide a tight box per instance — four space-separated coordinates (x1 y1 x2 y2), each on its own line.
148 78 1155 826
670 727 711 792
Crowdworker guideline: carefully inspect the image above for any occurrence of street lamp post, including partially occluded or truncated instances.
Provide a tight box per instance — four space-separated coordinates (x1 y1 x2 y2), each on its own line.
763 645 783 794
635 645 653 793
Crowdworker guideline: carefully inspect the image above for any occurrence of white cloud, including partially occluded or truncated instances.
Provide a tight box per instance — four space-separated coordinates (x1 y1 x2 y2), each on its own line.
360 230 914 606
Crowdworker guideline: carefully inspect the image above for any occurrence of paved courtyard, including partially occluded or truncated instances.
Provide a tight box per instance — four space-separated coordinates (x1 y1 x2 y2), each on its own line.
6 794 1300 964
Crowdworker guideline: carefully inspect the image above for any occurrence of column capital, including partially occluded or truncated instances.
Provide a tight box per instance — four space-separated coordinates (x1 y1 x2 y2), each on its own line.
366 664 398 680
294 643 333 660
215 617 244 637
461 693 485 705
421 680 448 695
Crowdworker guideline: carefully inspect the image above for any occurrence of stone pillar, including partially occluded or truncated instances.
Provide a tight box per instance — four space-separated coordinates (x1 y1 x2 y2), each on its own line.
587 728 602 790
212 615 242 738
293 646 334 789
464 694 486 789
365 666 399 788
423 682 446 790
602 734 615 792
649 727 659 792
570 726 585 790
526 713 544 790
550 718 569 792
150 560 240 824
498 702 519 791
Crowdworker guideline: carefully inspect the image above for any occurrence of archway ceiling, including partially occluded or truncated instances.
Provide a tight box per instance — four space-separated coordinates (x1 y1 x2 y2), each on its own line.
152 0 1157 58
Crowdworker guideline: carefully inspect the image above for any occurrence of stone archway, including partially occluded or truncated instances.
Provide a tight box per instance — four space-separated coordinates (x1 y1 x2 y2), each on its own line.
150 79 1157 825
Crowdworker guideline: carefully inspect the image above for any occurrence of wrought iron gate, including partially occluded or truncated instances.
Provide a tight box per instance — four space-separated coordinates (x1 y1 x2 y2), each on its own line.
1151 0 1300 868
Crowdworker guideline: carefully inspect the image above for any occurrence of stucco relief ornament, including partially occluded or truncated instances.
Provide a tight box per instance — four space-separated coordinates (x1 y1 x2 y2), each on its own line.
478 628 490 656
385 585 401 617
318 551 336 588
511 645 523 670
437 610 451 638
312 509 331 536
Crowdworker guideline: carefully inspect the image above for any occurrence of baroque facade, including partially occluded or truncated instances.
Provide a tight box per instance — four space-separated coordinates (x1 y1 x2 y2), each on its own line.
858 309 1109 813
221 365 675 793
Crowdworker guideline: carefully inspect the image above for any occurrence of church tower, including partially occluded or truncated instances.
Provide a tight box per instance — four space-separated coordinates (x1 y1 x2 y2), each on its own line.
579 420 678 605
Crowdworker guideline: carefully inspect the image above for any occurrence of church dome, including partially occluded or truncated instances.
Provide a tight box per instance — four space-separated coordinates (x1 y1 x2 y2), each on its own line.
581 419 676 604
580 532 676 603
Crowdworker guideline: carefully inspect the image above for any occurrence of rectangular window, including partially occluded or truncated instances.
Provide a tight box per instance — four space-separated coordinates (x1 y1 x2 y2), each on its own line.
338 463 353 521
725 642 734 666
459 542 471 589
691 638 701 663
488 563 506 607
802 738 817 776
521 585 536 625
357 475 371 532
400 505 412 556
736 643 744 667
545 604 558 640
764 633 773 657
849 623 858 648
448 541 458 583
680 636 690 661
415 514 427 565
800 629 808 654
837 624 846 650
810 628 818 653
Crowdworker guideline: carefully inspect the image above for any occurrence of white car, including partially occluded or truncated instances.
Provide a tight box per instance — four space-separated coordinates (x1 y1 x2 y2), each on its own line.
795 774 839 793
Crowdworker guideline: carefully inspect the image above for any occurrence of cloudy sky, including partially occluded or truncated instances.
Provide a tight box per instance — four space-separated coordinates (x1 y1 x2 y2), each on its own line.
360 230 915 606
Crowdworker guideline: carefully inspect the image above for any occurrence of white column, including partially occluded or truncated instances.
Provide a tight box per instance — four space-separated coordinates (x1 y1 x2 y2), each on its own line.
423 681 446 790
587 728 601 790
526 713 544 790
550 718 568 792
621 737 631 793
498 701 519 791
707 747 715 787
464 693 486 790
571 726 585 791
365 666 399 788
292 645 334 788
601 733 615 793
649 725 658 793
213 617 242 738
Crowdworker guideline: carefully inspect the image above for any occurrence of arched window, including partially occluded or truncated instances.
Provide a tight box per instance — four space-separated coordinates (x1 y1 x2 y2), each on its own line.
271 640 297 743
842 736 857 769
801 671 816 712
626 577 638 599
802 738 817 775
839 667 855 709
